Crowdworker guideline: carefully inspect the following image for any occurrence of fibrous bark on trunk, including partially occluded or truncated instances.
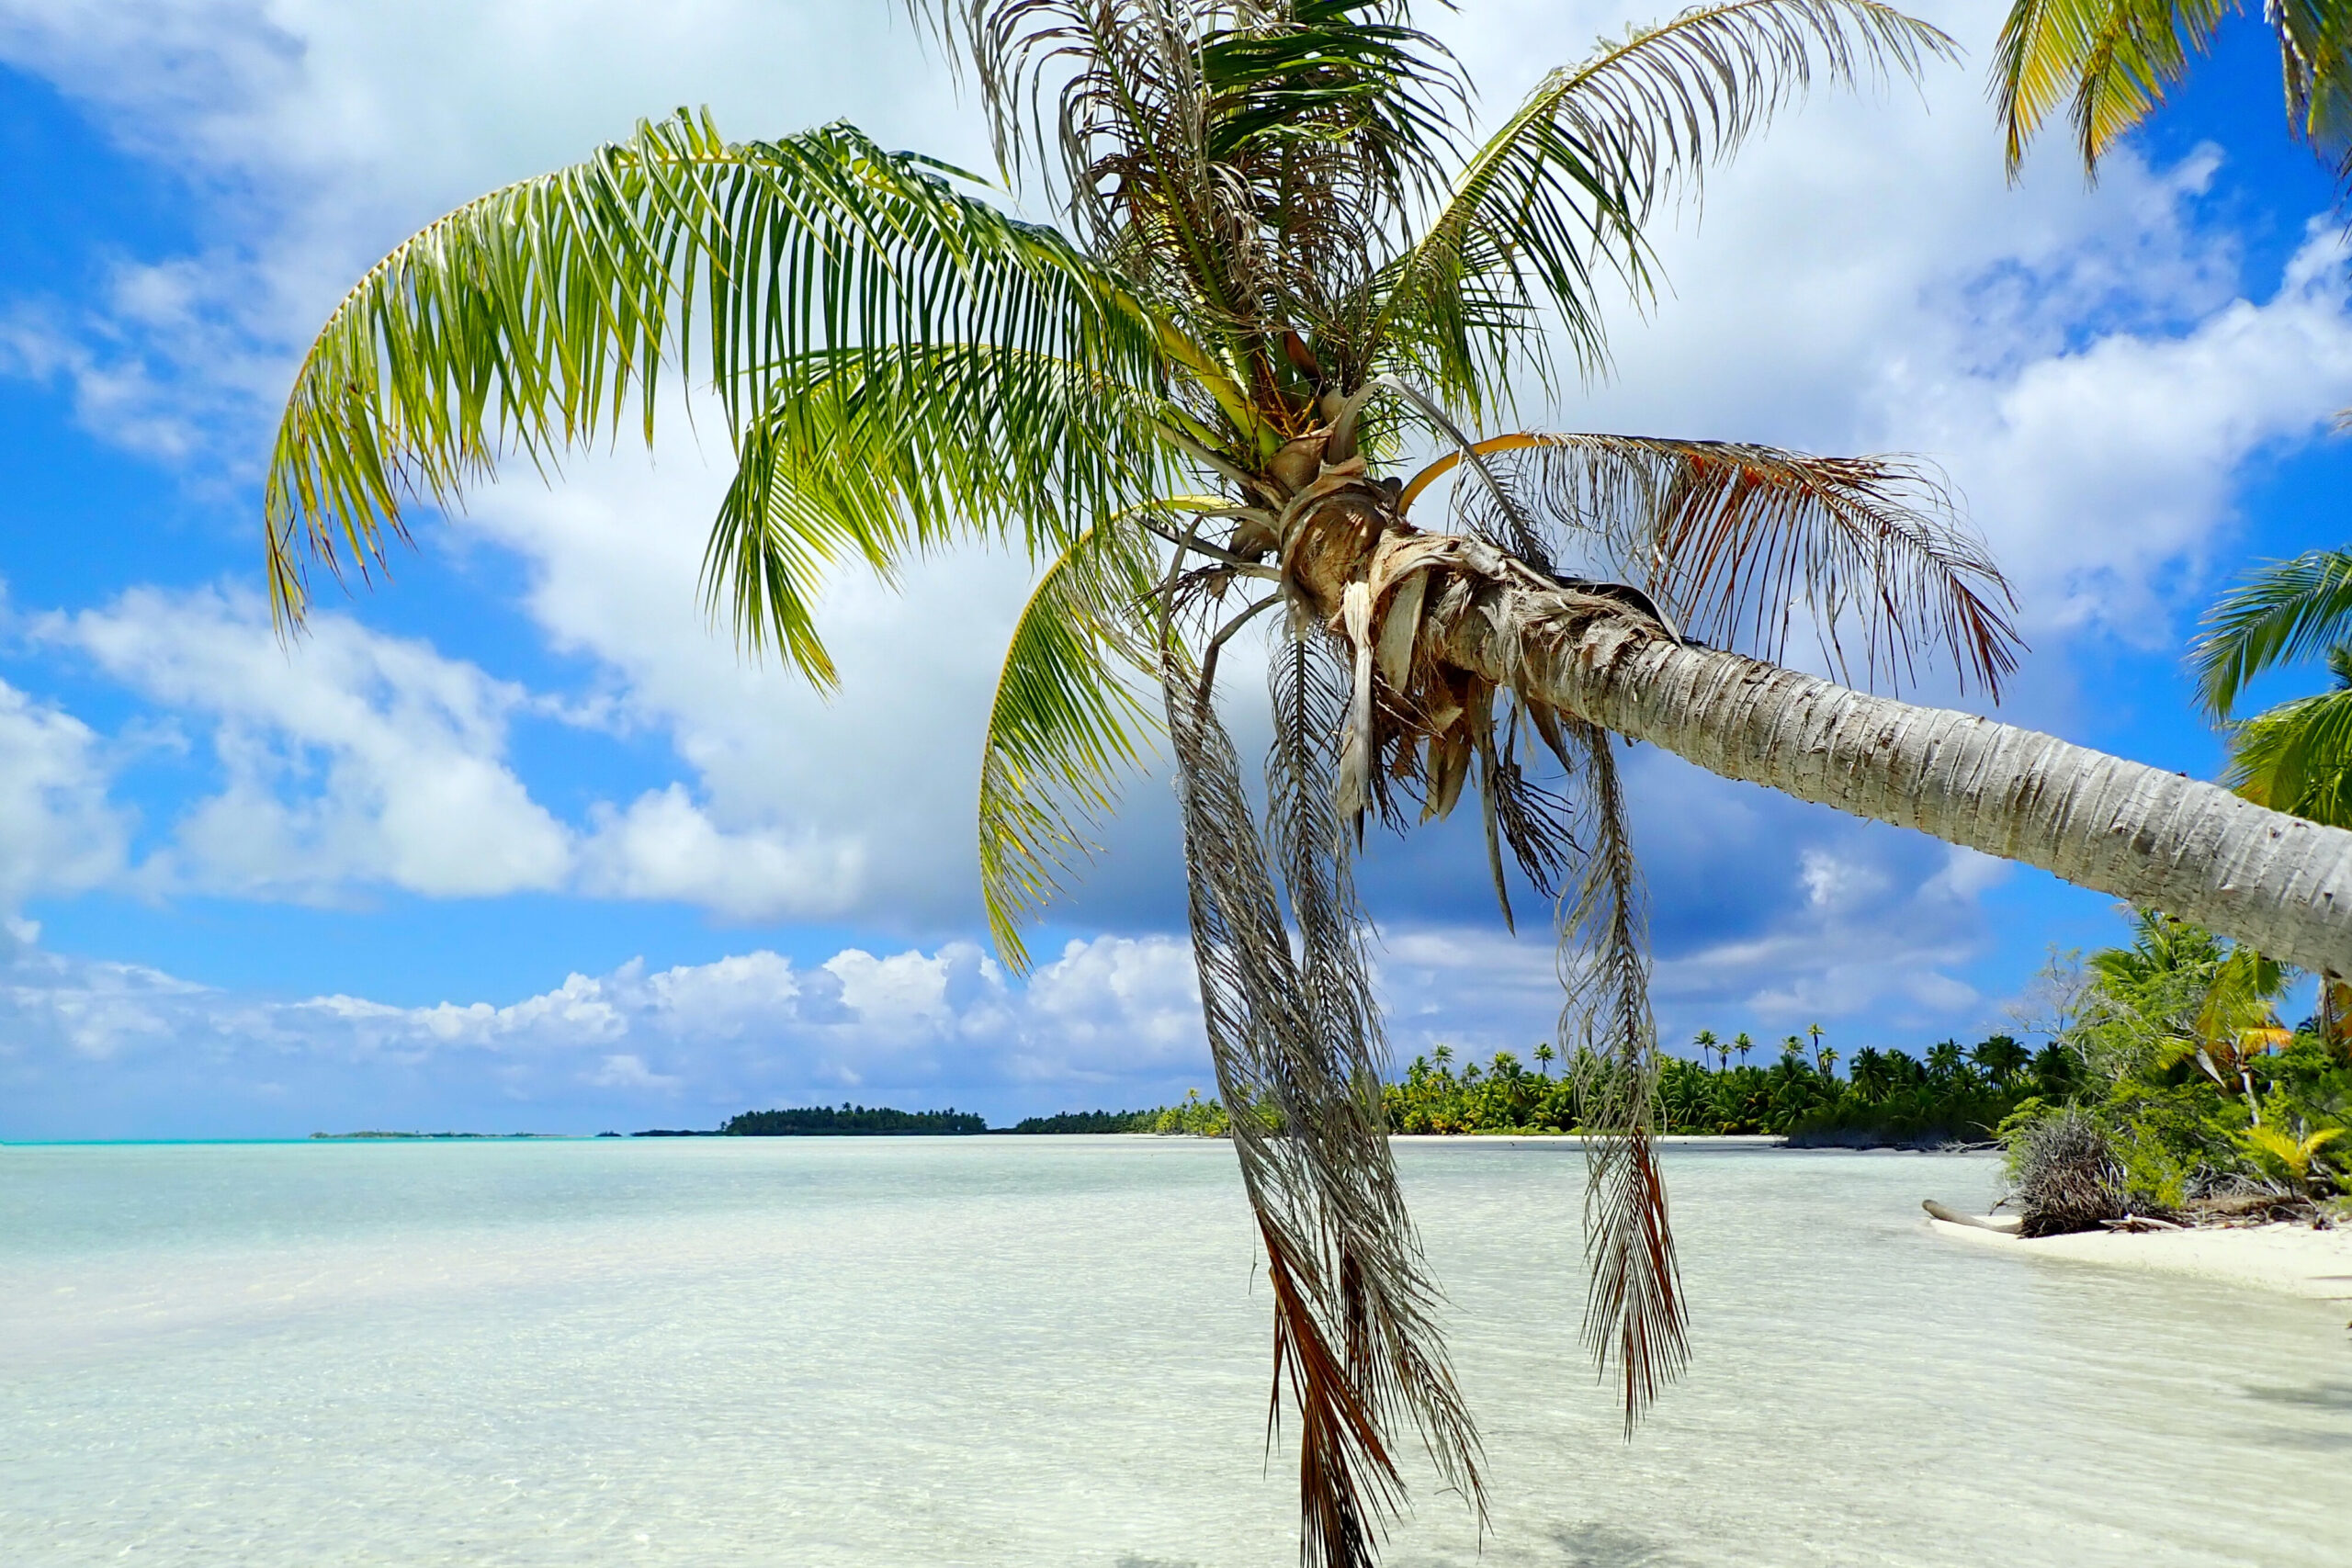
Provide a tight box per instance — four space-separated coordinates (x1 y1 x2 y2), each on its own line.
1386 540 2352 976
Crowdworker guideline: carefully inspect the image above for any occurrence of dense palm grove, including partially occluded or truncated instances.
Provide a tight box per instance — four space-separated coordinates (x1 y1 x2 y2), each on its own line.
1384 1031 2066 1142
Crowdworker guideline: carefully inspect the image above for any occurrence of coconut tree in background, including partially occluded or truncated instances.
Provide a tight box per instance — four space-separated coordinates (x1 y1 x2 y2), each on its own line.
1927 1039 1967 1082
1693 1028 1722 1072
1971 1032 2031 1088
264 1 2352 1560
1992 0 2352 182
1734 1031 1758 1066
1849 1045 1892 1100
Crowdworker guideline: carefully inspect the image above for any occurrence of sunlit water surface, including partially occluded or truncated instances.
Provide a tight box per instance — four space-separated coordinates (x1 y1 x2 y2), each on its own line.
3 1138 2346 1566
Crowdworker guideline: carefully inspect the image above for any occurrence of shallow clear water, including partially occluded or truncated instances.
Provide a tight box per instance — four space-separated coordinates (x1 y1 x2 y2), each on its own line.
2 1137 2345 1566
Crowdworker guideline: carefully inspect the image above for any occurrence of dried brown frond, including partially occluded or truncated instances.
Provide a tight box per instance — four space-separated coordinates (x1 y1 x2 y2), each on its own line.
1159 612 1485 1567
1437 433 2021 697
1555 718 1688 1435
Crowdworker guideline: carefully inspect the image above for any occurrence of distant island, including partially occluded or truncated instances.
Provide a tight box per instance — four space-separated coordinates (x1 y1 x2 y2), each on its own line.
310 1131 576 1140
716 1104 989 1135
311 1099 1220 1141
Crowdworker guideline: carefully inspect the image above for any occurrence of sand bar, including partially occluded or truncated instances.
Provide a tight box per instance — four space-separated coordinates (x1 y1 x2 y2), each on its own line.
1928 1211 2352 1301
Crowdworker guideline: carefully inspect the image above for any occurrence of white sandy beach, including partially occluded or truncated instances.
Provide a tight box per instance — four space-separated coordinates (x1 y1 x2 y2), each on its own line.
1927 1211 2352 1301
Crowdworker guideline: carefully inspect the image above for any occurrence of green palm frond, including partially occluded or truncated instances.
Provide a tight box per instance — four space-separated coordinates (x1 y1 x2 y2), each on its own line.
266 111 1165 665
1994 0 2352 182
2279 0 2352 160
2190 548 2352 720
711 341 1177 682
1405 432 2020 694
1368 0 1954 414
2224 679 2352 828
978 519 1165 970
1992 0 2230 180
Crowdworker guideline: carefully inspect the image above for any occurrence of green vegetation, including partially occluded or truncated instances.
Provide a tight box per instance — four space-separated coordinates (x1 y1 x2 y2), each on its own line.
1384 1032 2056 1145
1996 912 2352 1218
720 1104 988 1136
1011 1090 1231 1135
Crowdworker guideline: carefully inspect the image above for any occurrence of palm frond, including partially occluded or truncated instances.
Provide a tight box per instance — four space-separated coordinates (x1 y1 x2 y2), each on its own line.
1411 432 2020 696
712 340 1176 679
1161 628 1485 1566
1370 0 1954 413
978 519 1164 970
1555 717 1687 1435
266 111 1163 669
2190 548 2352 720
1986 1 2352 183
917 0 1465 364
2224 682 2352 829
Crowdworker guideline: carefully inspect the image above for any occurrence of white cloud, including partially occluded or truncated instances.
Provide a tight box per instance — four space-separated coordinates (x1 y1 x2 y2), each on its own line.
46 584 574 900
0 0 2341 1109
0 922 1211 1136
455 434 1025 923
0 677 130 907
575 784 865 919
18 583 870 916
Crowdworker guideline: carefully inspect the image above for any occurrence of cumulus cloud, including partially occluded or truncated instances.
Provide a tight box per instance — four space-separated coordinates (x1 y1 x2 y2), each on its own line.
0 923 1211 1138
24 583 870 915
0 0 2344 1107
0 679 130 906
45 584 574 900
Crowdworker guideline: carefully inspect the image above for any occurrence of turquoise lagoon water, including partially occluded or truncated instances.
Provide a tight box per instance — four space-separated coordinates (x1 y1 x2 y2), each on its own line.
2 1137 2346 1565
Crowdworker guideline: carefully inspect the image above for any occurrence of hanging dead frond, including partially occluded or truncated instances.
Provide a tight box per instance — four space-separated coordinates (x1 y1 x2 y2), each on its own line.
1159 608 1484 1566
1556 718 1688 1434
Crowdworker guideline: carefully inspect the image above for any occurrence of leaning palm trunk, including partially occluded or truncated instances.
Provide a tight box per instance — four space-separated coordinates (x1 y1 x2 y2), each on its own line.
1387 541 2352 976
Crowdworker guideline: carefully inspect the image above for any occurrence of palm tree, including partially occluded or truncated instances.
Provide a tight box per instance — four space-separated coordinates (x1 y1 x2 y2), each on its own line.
2194 549 2352 828
259 2 2352 1558
2193 549 2352 1045
1926 1039 1966 1083
1971 1032 2031 1087
1733 1031 1757 1067
1992 0 2352 183
1533 1042 1555 1078
1849 1045 1891 1100
1692 1028 1721 1073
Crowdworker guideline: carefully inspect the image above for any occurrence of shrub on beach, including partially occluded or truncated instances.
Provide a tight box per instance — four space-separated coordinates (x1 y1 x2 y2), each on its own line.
2003 1109 2132 1236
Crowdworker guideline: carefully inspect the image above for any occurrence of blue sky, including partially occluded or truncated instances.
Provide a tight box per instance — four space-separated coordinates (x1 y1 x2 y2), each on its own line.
1 2 2348 1137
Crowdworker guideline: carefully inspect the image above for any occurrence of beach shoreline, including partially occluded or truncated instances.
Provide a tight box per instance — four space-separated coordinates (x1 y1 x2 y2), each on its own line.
1927 1211 2352 1301
1387 1132 1787 1145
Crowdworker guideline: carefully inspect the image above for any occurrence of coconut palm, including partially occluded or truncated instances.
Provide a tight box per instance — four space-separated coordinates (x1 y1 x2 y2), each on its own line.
1926 1039 1966 1082
2193 548 2352 828
1692 1028 1722 1072
262 2 2352 1560
1733 1031 1757 1066
1849 1044 1892 1100
1971 1032 2031 1086
2192 552 2352 1039
1533 1042 1555 1077
1992 0 2352 183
